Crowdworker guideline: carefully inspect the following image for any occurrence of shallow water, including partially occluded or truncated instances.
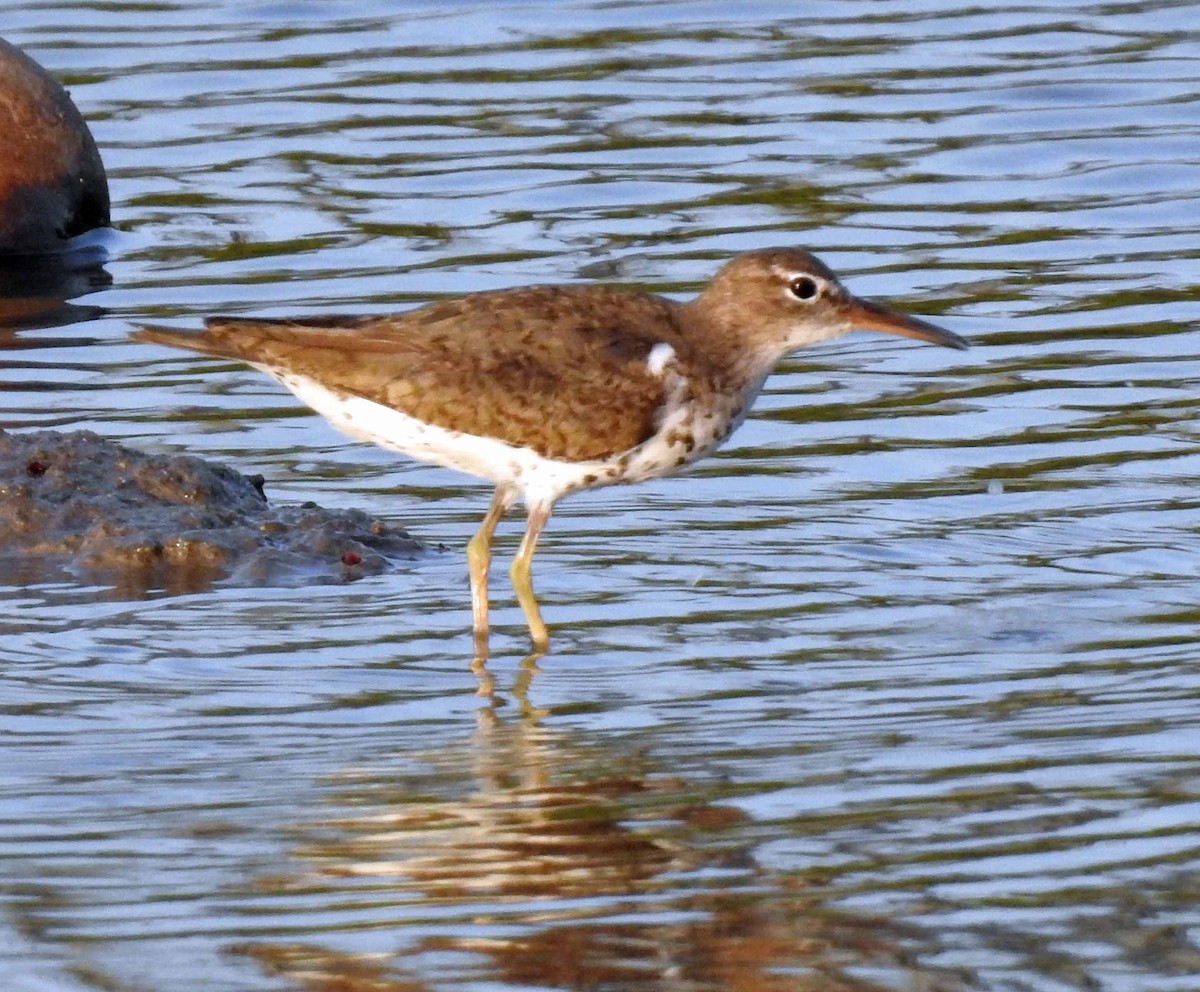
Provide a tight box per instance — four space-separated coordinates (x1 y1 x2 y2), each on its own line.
3 1 1200 990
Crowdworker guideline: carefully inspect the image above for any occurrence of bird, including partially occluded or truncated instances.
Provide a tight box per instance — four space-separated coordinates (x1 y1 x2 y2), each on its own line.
133 247 968 658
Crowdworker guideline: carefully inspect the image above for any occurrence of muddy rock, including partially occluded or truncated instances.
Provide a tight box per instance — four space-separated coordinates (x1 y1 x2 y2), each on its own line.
0 428 421 595
0 37 110 252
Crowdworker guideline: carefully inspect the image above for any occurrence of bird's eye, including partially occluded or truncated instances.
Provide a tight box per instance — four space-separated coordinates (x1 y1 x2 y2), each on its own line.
788 276 820 301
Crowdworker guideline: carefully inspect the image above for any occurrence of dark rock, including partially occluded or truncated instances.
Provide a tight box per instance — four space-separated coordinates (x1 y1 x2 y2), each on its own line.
0 37 110 253
0 428 422 595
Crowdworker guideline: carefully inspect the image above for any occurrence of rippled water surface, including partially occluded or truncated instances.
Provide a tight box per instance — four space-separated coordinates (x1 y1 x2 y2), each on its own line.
4 2 1200 990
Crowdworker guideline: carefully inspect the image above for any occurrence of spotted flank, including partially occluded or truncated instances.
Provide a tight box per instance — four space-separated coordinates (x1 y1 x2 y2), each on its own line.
274 367 757 507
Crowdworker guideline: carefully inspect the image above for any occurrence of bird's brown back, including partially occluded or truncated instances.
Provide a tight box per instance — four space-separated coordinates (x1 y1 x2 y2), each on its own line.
137 285 697 462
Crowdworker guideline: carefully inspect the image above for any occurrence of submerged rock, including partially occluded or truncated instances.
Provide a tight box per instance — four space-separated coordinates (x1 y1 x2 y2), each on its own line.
0 428 421 595
0 37 110 253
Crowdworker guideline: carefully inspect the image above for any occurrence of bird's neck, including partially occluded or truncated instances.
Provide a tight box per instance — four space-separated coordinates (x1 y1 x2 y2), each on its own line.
677 297 785 393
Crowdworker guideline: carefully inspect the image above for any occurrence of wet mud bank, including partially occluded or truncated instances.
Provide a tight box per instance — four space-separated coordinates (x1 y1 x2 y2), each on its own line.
0 428 421 594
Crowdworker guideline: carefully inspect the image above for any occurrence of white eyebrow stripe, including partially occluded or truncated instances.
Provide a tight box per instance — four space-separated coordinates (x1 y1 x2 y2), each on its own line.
646 342 676 376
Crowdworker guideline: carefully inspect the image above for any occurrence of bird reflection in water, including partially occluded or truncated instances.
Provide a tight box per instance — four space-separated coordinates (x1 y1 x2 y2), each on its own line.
231 709 966 991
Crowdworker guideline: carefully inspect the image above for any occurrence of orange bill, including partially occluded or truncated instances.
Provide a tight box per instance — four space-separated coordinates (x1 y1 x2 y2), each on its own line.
844 295 969 351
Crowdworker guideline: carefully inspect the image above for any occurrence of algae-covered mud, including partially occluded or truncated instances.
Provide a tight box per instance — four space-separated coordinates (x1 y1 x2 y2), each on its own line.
0 428 419 593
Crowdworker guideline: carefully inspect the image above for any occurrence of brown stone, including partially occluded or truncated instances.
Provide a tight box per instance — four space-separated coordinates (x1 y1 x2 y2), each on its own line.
0 37 109 253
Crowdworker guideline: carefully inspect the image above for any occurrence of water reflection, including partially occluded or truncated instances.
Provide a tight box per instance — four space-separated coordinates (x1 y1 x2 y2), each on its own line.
0 244 109 336
233 709 964 992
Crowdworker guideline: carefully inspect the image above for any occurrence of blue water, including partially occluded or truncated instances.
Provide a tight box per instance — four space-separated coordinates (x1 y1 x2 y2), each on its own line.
3 2 1199 990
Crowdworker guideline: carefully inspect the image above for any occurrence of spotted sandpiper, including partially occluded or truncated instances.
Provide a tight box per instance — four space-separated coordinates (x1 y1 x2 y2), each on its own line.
134 248 967 656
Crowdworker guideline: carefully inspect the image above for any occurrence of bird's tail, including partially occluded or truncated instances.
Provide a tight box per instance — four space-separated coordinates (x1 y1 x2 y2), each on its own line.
130 322 240 360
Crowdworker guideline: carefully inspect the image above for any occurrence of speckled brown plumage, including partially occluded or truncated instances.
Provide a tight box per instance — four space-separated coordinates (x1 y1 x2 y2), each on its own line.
158 286 705 463
133 247 968 657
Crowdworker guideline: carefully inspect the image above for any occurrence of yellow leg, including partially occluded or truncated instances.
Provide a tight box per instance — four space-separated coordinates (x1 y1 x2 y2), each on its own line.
467 486 516 659
509 501 552 653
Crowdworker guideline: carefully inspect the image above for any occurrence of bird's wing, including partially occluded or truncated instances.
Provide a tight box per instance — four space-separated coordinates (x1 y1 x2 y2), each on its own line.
134 286 688 462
